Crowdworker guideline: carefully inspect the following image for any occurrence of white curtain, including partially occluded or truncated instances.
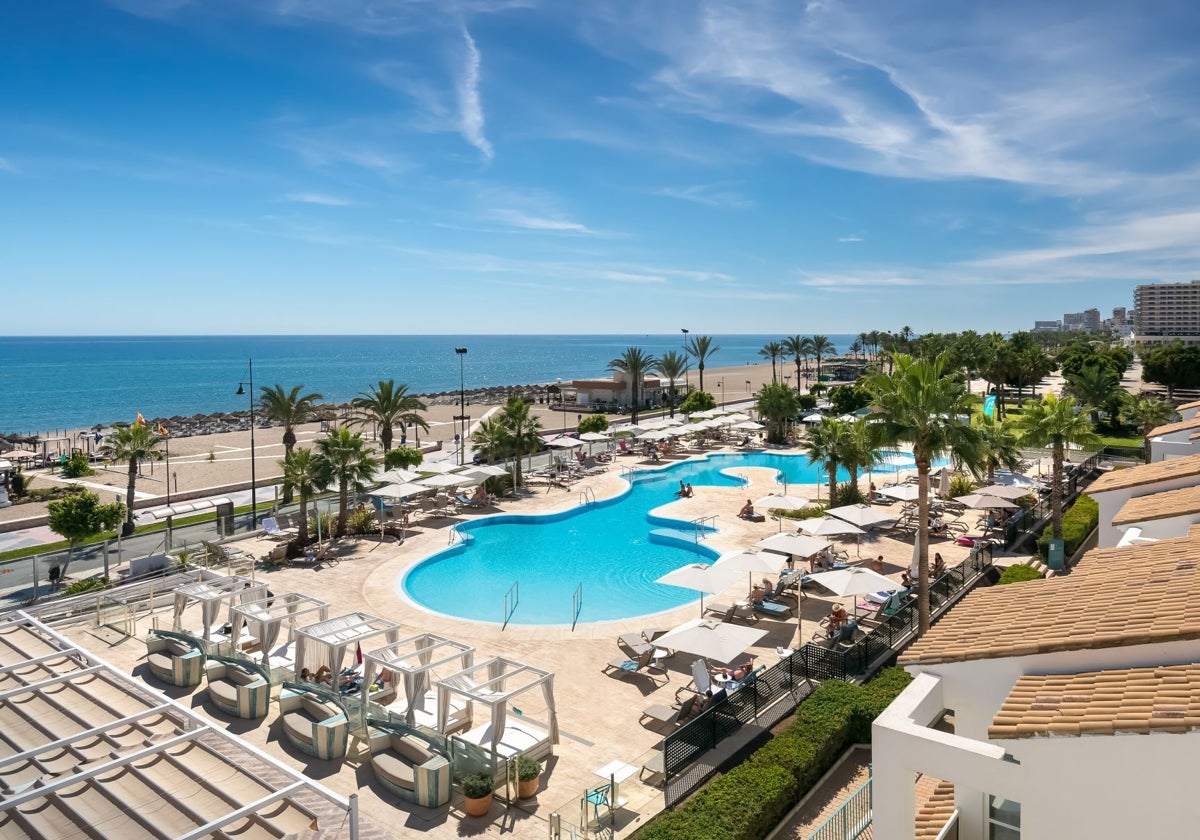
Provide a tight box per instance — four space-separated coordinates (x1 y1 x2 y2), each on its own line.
229 611 247 650
172 592 187 630
487 660 508 752
200 597 221 640
259 617 282 670
542 674 560 745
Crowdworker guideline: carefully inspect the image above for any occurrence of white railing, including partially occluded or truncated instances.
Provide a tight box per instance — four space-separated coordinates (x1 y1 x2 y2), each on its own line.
571 582 583 631
502 581 520 630
578 487 596 507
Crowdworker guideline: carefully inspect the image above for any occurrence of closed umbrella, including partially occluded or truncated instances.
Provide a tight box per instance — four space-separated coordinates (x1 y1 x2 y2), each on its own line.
655 563 742 615
653 617 768 664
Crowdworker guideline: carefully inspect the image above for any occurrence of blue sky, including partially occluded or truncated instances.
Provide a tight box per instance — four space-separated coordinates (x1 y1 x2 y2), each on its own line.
3 0 1199 335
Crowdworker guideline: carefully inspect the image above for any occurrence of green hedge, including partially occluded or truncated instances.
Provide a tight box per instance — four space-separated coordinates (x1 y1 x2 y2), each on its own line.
997 564 1042 585
1038 493 1098 559
635 669 913 840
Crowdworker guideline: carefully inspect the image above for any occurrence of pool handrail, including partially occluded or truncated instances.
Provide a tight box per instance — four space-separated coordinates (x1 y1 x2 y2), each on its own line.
502 581 519 630
571 582 583 631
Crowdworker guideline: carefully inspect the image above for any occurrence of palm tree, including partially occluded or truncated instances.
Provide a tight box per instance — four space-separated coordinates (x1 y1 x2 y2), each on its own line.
470 416 508 465
971 413 1024 481
683 335 720 393
802 418 851 506
839 418 884 491
858 332 873 362
98 422 165 536
1011 394 1101 542
1063 363 1121 426
1123 397 1178 463
279 447 329 545
608 347 659 425
865 353 984 635
758 341 784 382
783 335 813 390
655 351 689 417
258 384 324 502
754 382 799 444
350 380 428 452
498 397 543 488
811 335 836 383
312 427 378 537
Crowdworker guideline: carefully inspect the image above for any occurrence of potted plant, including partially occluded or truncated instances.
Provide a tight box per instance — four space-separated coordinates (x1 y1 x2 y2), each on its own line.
461 772 494 817
516 755 542 799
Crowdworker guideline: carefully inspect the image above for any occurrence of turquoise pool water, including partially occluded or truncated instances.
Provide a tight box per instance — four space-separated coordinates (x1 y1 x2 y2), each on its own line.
400 451 925 625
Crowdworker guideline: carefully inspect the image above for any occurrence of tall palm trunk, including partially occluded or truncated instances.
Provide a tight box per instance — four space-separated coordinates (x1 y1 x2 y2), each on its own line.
915 454 932 634
298 493 310 544
123 457 138 536
1051 443 1064 540
826 463 838 507
336 482 349 537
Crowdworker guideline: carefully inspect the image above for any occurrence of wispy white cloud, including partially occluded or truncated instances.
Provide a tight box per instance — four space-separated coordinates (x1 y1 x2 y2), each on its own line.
487 208 598 235
284 191 355 206
456 25 493 162
655 183 753 209
837 235 864 243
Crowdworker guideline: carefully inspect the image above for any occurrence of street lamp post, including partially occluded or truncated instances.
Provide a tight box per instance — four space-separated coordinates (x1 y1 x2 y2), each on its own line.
681 328 690 391
718 378 724 407
235 358 257 528
745 379 751 394
455 347 468 465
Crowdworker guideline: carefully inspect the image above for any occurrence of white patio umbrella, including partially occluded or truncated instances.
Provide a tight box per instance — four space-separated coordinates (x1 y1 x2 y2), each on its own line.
734 420 765 431
876 483 919 502
715 550 786 591
953 493 1018 510
756 532 832 562
459 464 509 479
755 493 810 512
688 409 716 419
419 460 467 475
372 467 423 484
579 432 611 442
978 483 1038 500
725 413 751 422
545 436 584 449
800 517 867 538
807 567 901 599
418 472 482 488
653 617 768 663
801 413 824 424
369 482 433 499
826 504 896 529
655 563 743 615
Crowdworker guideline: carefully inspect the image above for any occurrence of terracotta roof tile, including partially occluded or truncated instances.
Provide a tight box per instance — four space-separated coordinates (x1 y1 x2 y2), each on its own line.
989 663 1200 739
914 780 956 839
1177 399 1200 411
900 533 1200 666
1113 484 1200 525
1147 416 1200 438
1087 454 1200 493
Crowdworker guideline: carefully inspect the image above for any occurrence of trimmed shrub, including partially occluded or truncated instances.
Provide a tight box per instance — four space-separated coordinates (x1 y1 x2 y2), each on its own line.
997 564 1043 585
63 450 95 478
1038 493 1098 559
836 482 865 506
635 669 913 840
777 504 829 521
948 474 977 497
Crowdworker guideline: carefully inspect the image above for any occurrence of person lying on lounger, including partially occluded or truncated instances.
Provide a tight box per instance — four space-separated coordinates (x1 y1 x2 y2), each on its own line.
710 661 753 681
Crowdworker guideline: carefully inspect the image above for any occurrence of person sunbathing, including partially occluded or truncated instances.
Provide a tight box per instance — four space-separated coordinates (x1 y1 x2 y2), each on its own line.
710 661 753 681
827 603 849 633
472 485 489 506
738 499 755 519
301 665 333 684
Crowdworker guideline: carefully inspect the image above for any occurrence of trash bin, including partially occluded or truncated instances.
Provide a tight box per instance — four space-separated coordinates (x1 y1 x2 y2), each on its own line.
1046 537 1065 571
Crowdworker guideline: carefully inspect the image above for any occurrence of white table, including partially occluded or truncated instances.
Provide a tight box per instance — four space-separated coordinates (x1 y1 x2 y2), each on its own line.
593 759 638 816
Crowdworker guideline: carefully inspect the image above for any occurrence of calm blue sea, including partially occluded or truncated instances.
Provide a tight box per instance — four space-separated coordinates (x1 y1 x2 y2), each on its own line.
0 334 858 434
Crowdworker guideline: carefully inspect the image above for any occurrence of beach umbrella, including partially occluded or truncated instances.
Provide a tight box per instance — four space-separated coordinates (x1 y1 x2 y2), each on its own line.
419 460 467 475
807 567 901 599
655 563 742 615
953 493 1018 510
800 517 866 538
653 617 768 664
756 532 831 562
876 483 919 502
825 504 896 529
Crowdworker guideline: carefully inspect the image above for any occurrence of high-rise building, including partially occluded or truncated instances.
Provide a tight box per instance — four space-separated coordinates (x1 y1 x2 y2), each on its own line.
1062 311 1086 330
1031 320 1061 332
1083 307 1101 331
1133 280 1200 345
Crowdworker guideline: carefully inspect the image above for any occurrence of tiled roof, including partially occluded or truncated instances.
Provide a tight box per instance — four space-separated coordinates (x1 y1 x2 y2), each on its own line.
1087 454 1200 493
1147 416 1200 438
914 779 956 839
899 533 1200 666
1113 484 1200 525
1177 399 1200 411
989 663 1200 739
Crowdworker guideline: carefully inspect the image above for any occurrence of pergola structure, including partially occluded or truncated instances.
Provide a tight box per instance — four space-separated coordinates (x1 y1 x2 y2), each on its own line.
294 612 402 675
171 575 267 641
0 611 355 838
436 657 559 761
229 592 331 672
361 632 475 729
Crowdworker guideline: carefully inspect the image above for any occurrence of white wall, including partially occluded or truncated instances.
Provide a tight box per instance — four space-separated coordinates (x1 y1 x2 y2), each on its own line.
1094 472 1200 547
1119 512 1200 541
1150 433 1199 462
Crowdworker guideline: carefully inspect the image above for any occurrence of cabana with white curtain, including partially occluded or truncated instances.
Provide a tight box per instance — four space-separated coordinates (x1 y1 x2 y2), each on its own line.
172 575 267 641
230 592 331 672
293 612 402 676
361 633 476 731
436 657 559 762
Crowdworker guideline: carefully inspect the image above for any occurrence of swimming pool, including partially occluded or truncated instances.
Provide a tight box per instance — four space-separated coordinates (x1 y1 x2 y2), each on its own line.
400 450 928 625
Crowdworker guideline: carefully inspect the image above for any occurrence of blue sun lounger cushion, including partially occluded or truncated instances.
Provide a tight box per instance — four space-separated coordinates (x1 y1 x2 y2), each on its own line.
752 599 793 618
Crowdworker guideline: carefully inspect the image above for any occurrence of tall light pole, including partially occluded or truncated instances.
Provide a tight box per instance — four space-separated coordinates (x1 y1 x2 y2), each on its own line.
236 358 256 528
718 378 724 407
455 347 468 465
681 328 690 391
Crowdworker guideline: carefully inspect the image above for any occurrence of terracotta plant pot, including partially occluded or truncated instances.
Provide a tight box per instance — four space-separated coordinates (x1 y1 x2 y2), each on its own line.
518 777 540 799
463 792 493 817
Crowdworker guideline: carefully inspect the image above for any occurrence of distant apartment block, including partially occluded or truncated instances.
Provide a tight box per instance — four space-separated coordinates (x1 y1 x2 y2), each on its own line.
1134 279 1200 345
1031 320 1061 332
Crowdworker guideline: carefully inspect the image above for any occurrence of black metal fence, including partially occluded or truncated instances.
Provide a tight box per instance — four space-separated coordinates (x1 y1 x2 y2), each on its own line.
998 452 1101 549
660 548 995 806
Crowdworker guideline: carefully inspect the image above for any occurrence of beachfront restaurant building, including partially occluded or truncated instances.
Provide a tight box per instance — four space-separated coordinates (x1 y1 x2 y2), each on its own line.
571 372 664 410
869 532 1200 839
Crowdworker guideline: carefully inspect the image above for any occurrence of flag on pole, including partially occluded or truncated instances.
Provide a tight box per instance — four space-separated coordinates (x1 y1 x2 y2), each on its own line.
135 412 146 426
157 423 168 436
